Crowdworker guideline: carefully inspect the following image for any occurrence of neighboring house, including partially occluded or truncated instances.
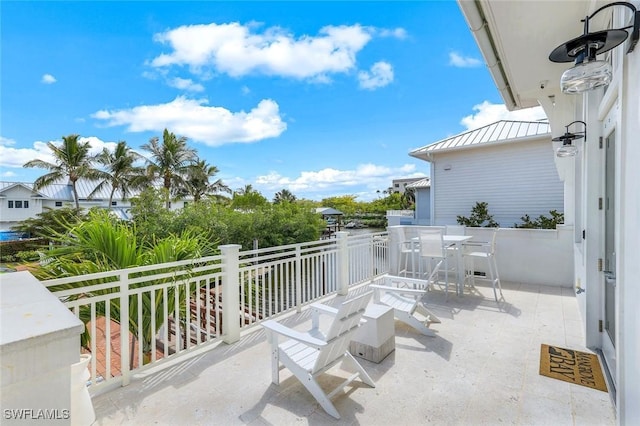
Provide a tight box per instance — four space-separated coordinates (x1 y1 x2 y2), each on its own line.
0 180 191 231
458 0 639 422
410 120 564 227
389 177 421 194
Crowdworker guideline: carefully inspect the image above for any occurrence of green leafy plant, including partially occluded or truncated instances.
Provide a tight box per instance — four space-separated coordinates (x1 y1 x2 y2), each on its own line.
457 202 499 227
515 210 564 229
37 209 216 362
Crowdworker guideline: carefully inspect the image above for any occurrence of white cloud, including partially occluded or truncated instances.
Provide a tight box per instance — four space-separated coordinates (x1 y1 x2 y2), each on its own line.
150 22 386 81
448 52 482 68
358 61 394 90
378 28 407 39
241 86 251 95
168 77 205 92
92 96 287 146
255 163 420 197
41 74 57 84
1 170 17 177
0 136 116 169
461 101 548 130
0 136 17 146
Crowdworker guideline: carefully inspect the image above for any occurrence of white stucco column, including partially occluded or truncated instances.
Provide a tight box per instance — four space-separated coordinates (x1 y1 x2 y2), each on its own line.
1 271 84 425
220 244 242 344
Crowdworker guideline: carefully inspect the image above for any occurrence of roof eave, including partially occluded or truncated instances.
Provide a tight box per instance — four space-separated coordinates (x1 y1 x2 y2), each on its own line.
410 132 550 160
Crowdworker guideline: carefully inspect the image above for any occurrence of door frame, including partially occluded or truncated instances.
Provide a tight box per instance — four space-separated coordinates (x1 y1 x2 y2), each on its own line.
600 103 618 394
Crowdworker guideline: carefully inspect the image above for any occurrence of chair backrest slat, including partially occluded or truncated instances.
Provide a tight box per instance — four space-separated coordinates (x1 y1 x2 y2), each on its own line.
313 291 372 373
419 229 445 258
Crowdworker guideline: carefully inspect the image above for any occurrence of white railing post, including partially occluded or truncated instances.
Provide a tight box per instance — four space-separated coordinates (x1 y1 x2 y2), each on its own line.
370 235 376 279
119 271 130 386
295 246 302 313
336 231 349 295
220 244 241 344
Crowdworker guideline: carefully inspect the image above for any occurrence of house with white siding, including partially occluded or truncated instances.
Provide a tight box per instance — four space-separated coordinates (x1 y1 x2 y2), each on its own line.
0 180 191 233
409 120 564 227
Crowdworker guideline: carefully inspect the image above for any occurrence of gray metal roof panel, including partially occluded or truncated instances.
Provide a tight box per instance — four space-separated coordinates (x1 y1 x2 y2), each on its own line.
410 120 551 157
406 177 430 188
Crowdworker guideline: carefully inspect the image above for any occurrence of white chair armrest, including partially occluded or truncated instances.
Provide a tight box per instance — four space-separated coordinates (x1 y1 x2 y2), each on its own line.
310 303 339 329
310 303 339 316
261 320 327 350
462 240 489 246
370 284 427 296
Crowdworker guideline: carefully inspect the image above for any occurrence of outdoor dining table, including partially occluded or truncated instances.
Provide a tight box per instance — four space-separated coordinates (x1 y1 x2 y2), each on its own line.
443 235 473 295
410 235 473 296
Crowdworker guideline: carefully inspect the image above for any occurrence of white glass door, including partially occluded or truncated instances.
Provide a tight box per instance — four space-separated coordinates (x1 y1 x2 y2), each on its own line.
602 127 616 389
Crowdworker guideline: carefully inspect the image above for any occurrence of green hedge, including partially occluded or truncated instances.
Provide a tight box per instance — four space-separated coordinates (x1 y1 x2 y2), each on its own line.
0 238 48 260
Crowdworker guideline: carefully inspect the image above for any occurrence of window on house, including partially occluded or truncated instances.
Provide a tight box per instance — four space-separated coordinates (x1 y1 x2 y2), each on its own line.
7 200 29 208
111 201 117 206
184 201 188 207
168 202 172 208
55 201 63 207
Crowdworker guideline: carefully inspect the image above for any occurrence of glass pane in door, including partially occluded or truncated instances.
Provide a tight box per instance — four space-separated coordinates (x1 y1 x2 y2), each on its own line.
604 130 615 344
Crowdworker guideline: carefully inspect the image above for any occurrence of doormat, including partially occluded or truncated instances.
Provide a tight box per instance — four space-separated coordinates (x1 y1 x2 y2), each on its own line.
539 344 608 392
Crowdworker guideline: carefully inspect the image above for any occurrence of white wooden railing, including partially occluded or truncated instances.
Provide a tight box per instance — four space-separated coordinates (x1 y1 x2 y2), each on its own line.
42 231 389 395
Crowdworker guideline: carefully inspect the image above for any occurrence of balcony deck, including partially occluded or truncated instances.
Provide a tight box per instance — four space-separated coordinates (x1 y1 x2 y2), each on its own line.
91 280 614 425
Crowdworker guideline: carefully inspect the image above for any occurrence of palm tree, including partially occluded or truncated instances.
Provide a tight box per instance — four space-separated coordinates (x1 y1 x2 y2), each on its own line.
24 134 104 209
182 158 231 202
401 187 416 209
273 188 296 204
141 129 196 208
90 141 145 206
232 184 268 210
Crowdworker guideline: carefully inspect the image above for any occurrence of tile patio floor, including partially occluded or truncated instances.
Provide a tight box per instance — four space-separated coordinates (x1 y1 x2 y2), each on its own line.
92 280 615 425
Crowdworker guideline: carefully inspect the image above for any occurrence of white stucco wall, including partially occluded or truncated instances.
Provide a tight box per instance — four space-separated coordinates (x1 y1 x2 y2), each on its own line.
618 25 640 425
388 225 573 287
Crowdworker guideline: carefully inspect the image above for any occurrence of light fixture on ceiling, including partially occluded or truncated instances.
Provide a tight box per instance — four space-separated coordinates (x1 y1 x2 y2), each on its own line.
549 1 639 94
553 121 587 157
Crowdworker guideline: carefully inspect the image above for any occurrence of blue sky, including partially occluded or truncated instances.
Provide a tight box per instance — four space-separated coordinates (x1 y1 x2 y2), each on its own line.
0 1 546 201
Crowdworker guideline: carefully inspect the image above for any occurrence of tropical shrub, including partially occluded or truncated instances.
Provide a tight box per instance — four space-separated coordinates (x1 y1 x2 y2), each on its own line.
35 209 217 360
515 210 564 229
457 201 500 227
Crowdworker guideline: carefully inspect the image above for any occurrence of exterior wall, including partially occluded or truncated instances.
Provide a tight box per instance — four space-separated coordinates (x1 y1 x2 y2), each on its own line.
388 225 572 286
431 138 564 227
0 272 84 424
413 187 431 225
466 226 573 287
386 211 415 226
544 10 639 424
619 32 640 423
0 186 43 227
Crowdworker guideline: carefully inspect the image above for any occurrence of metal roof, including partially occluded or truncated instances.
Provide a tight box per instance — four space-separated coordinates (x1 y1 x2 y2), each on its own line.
0 179 128 200
315 207 344 216
410 120 550 160
406 177 430 189
0 181 71 199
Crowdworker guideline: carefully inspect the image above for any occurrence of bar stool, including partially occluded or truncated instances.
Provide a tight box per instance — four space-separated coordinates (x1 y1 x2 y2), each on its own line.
463 229 504 302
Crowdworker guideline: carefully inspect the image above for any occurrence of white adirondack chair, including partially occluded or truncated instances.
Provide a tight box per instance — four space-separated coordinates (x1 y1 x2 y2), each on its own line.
261 291 374 419
370 275 441 336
